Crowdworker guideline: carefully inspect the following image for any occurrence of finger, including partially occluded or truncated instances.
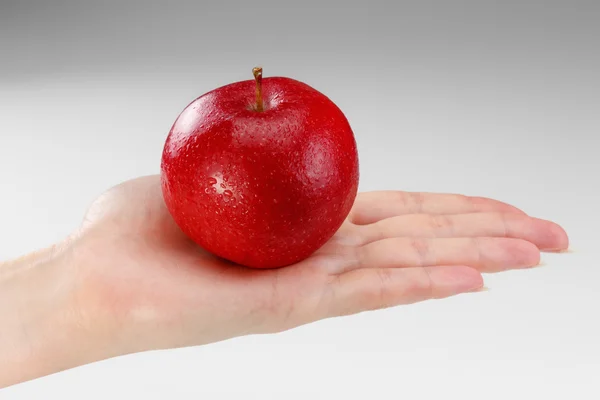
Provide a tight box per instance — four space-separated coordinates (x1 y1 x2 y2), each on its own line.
349 191 525 225
356 237 541 273
327 265 483 317
357 212 569 251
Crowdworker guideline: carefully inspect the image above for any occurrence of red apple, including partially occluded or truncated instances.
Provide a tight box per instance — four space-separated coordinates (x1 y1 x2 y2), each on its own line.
161 67 359 268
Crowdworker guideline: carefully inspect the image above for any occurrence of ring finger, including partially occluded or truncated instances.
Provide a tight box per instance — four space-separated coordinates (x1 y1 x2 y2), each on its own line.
353 237 541 273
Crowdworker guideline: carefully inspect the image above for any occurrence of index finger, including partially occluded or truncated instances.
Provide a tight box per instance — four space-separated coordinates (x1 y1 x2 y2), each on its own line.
349 191 526 225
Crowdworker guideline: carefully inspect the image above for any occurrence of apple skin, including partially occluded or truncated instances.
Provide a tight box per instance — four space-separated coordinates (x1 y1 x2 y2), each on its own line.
161 76 359 268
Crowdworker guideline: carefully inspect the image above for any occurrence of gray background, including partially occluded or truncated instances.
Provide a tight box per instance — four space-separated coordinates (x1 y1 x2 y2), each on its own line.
1 1 599 398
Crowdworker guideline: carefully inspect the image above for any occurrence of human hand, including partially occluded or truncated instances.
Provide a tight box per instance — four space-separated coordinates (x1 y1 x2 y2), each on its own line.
67 175 569 356
0 174 570 387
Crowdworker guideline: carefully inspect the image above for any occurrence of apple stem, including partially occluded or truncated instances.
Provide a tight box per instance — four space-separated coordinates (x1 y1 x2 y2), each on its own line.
253 66 264 112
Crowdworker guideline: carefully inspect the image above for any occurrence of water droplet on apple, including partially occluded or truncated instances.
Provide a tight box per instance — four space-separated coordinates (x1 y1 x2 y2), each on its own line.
208 177 217 185
223 190 233 198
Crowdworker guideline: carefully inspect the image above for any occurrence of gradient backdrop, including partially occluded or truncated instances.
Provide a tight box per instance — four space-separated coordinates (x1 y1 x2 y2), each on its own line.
1 1 599 399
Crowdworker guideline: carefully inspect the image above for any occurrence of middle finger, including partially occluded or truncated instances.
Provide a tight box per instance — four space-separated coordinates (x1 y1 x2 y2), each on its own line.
355 212 568 251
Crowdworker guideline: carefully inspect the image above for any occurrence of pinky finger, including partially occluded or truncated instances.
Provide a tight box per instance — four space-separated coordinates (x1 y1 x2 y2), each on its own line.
328 266 484 317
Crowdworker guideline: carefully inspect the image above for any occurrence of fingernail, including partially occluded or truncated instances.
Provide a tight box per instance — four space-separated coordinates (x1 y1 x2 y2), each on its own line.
530 260 546 268
542 247 573 253
468 285 489 293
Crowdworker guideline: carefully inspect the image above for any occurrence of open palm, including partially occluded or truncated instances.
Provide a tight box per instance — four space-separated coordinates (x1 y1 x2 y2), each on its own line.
74 175 568 352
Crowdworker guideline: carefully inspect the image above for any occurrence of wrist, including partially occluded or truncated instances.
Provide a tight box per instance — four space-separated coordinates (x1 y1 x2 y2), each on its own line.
0 238 118 388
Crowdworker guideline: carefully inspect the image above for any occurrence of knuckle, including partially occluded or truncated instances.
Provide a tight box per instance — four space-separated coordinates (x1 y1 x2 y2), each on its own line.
408 238 432 266
375 269 394 308
415 267 435 300
410 192 425 212
430 214 453 234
